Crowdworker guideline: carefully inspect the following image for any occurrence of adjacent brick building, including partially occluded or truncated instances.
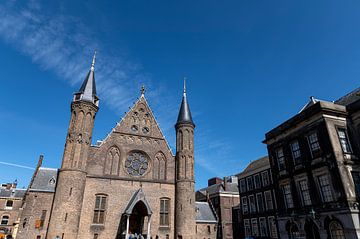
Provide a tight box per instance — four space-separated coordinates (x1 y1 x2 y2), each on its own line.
234 156 278 239
0 182 25 239
197 177 239 239
16 53 216 239
263 88 360 239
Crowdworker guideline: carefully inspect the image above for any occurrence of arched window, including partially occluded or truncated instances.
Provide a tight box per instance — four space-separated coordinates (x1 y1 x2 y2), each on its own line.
1 215 9 225
160 198 170 227
104 146 121 175
329 221 345 239
93 194 107 224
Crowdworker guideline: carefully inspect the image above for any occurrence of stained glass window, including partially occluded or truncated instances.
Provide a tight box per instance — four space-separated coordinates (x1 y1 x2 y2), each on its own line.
125 152 149 176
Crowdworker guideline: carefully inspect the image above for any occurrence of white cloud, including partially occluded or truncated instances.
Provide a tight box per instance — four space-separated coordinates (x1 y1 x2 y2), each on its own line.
0 0 236 178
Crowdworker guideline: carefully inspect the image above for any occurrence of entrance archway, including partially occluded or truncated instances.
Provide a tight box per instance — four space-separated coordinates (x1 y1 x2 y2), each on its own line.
305 219 320 239
116 188 152 239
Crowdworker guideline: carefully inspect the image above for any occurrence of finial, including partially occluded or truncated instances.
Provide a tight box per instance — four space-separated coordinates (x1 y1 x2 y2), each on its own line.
183 77 187 95
91 50 96 71
141 85 145 96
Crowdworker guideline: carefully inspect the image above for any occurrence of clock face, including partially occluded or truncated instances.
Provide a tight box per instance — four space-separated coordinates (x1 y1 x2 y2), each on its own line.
125 152 149 176
142 127 149 134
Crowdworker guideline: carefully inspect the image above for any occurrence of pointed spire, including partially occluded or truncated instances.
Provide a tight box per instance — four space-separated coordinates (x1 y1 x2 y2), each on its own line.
176 77 194 127
74 51 99 106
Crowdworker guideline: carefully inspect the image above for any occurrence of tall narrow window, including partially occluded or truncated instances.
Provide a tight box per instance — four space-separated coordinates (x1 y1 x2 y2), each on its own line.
251 218 259 236
261 171 270 187
264 190 274 210
337 128 352 153
282 184 294 208
318 175 334 202
307 132 321 157
241 197 248 214
248 195 256 213
351 171 360 198
290 141 301 164
259 217 268 236
254 174 261 189
160 198 170 227
268 216 278 238
240 179 247 193
247 177 254 191
329 221 345 239
40 210 47 227
1 215 9 225
256 193 264 212
244 219 251 237
276 148 286 171
93 195 107 224
298 180 311 206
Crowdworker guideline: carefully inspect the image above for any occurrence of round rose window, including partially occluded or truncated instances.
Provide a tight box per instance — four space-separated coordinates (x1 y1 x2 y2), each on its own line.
125 152 149 176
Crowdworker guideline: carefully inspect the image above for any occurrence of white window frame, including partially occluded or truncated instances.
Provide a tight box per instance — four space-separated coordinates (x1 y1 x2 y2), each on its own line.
241 196 248 214
244 219 251 237
275 147 286 171
264 190 273 211
282 183 294 208
261 171 270 187
248 195 256 213
268 216 278 238
251 218 259 236
317 174 334 202
290 140 301 164
298 179 312 206
256 193 264 213
307 132 321 157
337 128 352 154
240 179 247 193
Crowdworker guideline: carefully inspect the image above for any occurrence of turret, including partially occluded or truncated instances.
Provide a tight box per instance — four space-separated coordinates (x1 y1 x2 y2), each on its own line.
47 52 99 239
175 79 196 238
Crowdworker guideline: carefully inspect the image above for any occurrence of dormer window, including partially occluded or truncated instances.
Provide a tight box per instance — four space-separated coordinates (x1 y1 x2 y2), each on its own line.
5 200 13 209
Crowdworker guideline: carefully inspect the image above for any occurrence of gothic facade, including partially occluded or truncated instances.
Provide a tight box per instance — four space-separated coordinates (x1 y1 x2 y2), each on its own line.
16 53 217 239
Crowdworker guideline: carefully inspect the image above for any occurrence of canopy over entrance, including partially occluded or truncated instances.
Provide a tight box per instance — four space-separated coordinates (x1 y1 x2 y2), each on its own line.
117 188 152 239
125 188 152 216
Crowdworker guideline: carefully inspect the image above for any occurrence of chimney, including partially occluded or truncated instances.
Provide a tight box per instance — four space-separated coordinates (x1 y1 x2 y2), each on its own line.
208 177 223 186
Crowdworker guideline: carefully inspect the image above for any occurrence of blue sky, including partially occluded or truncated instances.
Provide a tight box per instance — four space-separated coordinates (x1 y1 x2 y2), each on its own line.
0 0 359 189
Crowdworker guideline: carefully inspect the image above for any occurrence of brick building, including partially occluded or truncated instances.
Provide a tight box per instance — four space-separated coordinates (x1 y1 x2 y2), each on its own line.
0 181 25 239
234 156 278 239
263 88 360 238
16 53 216 239
196 176 239 239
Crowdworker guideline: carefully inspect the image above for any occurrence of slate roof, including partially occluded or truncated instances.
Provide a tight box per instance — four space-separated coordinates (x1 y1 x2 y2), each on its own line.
29 167 58 192
335 87 360 106
198 181 239 196
124 188 152 215
0 188 26 199
176 83 194 126
237 156 269 178
195 202 217 224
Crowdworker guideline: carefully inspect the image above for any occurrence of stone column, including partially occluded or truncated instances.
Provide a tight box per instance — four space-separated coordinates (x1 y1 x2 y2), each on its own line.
126 214 130 239
147 216 151 239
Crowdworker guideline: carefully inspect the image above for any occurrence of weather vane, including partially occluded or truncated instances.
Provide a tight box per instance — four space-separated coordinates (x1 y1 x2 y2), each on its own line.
141 85 146 95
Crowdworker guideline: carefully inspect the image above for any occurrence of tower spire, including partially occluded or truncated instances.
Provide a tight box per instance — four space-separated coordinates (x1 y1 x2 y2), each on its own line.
90 50 96 72
176 78 194 127
73 51 99 106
